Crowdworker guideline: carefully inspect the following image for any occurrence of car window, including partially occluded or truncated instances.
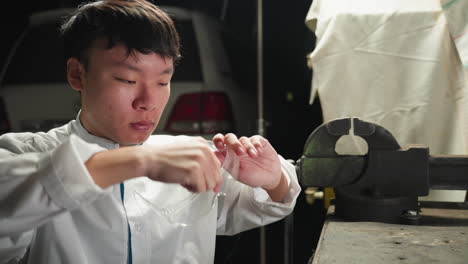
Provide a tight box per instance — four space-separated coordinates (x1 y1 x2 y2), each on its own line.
172 20 203 82
3 19 202 85
3 23 67 84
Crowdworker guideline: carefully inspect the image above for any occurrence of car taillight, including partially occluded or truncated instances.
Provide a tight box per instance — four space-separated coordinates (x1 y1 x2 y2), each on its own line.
0 96 11 134
165 92 235 135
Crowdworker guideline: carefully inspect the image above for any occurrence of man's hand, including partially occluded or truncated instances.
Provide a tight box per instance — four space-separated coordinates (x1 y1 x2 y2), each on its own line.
86 137 222 192
86 134 288 201
141 137 222 192
212 133 289 202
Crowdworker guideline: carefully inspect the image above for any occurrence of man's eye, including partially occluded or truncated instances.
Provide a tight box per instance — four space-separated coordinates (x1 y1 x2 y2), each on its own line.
159 82 169 86
115 77 136 84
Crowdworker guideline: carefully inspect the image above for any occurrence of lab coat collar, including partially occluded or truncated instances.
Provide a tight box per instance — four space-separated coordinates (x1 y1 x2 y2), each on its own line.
70 110 120 150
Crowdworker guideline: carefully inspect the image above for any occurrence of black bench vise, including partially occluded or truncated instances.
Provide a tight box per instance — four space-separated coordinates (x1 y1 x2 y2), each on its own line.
296 117 468 224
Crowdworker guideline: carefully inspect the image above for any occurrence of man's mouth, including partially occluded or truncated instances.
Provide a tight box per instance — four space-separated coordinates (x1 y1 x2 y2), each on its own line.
130 121 154 131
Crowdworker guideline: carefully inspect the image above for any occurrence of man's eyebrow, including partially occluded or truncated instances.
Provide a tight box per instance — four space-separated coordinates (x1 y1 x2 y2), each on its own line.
113 61 142 72
161 67 174 75
113 62 173 75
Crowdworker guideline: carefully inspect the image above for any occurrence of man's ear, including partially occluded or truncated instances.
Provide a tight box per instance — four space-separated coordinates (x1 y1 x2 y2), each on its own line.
67 57 85 92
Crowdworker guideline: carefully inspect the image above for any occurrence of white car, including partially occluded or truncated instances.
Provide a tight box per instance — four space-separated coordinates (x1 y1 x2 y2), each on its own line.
0 6 256 138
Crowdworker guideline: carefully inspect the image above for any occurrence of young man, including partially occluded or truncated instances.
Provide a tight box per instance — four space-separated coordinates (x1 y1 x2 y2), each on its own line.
0 0 300 263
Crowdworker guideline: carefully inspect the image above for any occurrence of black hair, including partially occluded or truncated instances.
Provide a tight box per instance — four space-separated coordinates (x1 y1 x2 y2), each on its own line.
60 0 181 69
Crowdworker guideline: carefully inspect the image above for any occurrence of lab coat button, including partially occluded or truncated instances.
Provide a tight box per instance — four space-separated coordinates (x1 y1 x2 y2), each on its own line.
135 223 143 232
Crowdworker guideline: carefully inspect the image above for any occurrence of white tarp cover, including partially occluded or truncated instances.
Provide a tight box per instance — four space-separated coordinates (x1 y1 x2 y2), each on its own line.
306 0 468 201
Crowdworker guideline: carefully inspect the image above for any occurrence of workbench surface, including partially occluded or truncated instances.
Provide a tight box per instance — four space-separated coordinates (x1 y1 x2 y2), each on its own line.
311 202 468 264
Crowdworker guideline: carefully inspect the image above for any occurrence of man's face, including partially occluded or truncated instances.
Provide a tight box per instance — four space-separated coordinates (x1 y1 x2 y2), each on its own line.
75 41 173 145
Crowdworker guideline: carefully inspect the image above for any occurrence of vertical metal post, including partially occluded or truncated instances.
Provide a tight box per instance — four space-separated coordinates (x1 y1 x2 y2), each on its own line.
284 214 294 264
219 0 230 21
257 0 265 138
257 0 267 264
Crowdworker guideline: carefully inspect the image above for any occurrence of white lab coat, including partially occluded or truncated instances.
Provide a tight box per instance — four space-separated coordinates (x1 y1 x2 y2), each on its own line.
0 116 301 264
305 0 467 201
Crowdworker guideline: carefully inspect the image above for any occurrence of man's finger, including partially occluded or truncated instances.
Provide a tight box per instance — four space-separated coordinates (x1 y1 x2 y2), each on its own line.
205 171 216 191
214 182 222 193
212 133 225 150
203 143 222 192
239 136 258 158
225 133 245 155
214 150 226 164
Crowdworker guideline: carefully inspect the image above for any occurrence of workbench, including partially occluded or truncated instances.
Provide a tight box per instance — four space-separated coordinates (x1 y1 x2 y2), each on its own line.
310 202 468 264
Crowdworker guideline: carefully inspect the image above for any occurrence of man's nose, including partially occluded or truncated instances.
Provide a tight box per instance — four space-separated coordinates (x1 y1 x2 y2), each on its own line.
132 86 156 111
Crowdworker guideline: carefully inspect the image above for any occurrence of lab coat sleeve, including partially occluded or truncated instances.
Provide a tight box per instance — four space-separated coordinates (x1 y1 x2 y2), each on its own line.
0 134 107 259
216 156 301 235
